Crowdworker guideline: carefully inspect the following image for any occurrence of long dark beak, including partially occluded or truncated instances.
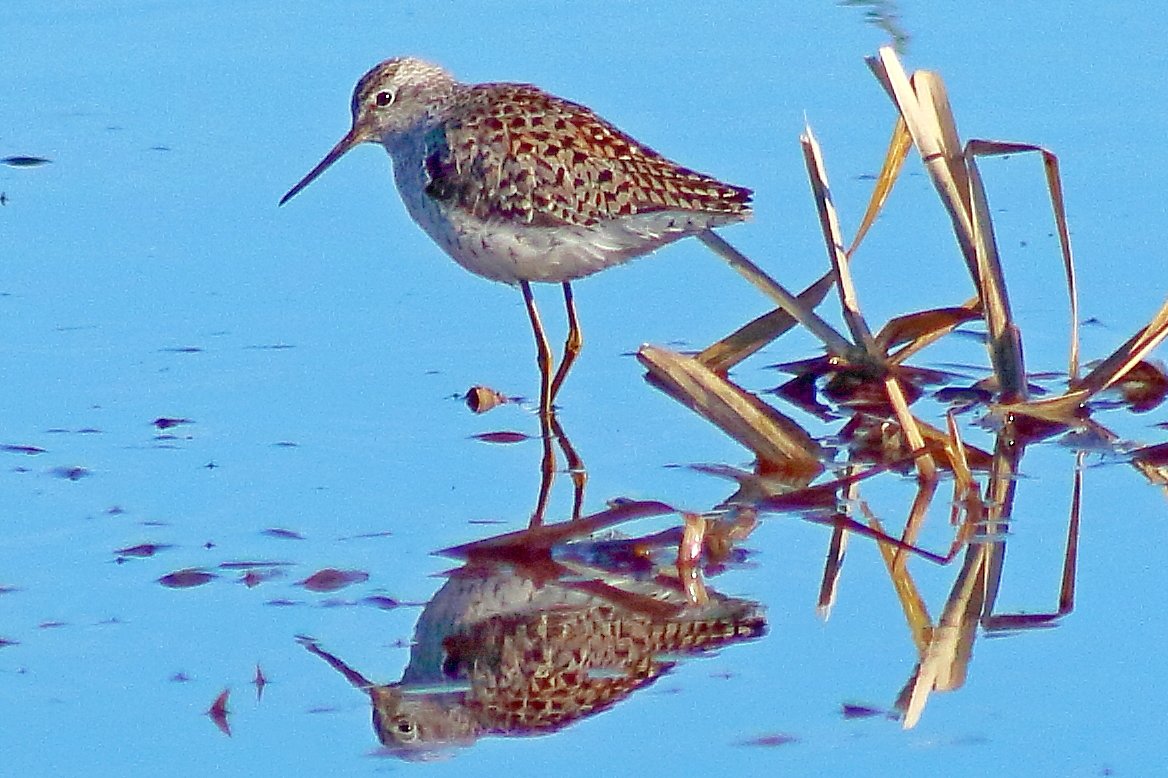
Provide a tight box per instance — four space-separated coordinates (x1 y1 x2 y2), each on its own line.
279 127 362 206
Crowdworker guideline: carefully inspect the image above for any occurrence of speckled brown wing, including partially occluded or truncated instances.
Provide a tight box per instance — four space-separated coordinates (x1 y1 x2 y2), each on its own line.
425 83 753 228
442 602 767 735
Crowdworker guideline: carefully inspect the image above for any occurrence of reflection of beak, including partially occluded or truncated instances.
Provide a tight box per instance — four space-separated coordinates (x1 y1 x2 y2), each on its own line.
279 126 362 206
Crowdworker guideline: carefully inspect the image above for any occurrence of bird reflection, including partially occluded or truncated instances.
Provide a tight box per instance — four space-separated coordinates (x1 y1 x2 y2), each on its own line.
300 506 765 758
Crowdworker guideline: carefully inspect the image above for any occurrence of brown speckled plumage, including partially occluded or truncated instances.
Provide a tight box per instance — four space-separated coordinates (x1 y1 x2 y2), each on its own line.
300 562 767 757
360 565 766 753
438 600 764 734
428 83 752 228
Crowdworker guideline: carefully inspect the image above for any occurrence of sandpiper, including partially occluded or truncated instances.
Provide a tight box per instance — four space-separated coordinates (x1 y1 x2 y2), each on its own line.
280 57 752 417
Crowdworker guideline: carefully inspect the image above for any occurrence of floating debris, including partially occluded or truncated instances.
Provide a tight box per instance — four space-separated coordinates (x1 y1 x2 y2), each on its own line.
1 155 51 167
841 703 890 720
738 733 798 747
157 569 216 589
1 444 44 455
152 417 193 430
50 466 90 481
114 543 173 560
245 343 296 350
297 568 369 593
465 384 510 413
261 527 304 540
337 530 393 541
218 560 293 570
206 688 231 737
239 568 285 588
253 665 268 701
362 595 401 610
471 430 530 445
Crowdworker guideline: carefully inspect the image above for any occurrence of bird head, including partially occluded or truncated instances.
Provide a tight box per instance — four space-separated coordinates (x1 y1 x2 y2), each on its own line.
369 685 479 760
279 57 455 205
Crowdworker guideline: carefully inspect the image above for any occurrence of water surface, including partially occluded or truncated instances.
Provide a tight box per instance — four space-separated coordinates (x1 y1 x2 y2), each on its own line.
3 2 1167 776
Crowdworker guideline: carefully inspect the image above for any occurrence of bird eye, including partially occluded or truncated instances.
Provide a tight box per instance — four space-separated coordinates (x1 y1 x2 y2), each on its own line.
393 717 418 741
374 90 395 108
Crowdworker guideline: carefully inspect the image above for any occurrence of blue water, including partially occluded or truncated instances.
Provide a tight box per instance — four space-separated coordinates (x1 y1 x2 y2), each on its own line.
3 2 1167 776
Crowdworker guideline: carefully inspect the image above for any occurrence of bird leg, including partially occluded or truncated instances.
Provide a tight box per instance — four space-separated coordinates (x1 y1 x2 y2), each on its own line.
520 281 556 424
522 281 554 526
549 282 583 401
530 430 554 527
549 283 586 517
528 410 588 527
521 282 588 526
549 412 587 521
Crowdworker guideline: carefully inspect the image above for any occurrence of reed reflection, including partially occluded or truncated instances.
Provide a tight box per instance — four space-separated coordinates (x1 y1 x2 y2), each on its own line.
639 341 1122 728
